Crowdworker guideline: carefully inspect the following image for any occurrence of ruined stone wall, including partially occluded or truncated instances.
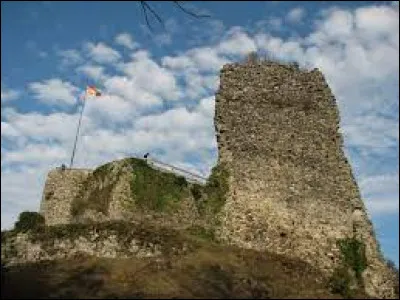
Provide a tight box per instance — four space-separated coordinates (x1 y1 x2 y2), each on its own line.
40 161 203 231
214 61 395 298
1 223 190 267
40 168 92 226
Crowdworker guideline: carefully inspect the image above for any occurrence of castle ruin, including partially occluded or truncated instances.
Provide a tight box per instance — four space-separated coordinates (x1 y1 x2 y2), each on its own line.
36 61 396 298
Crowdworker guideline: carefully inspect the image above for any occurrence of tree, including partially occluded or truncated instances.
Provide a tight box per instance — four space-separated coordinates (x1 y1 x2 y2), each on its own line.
139 1 210 32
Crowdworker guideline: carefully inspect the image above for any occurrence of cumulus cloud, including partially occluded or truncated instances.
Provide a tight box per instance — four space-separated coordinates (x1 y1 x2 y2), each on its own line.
286 7 306 23
218 27 257 56
117 50 181 101
115 32 139 50
1 110 87 145
84 42 121 64
1 84 20 102
57 49 82 66
76 64 106 81
360 173 399 214
28 79 79 106
3 143 68 165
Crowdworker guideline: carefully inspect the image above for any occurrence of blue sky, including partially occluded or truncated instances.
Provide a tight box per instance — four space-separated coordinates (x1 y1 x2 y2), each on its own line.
1 1 399 266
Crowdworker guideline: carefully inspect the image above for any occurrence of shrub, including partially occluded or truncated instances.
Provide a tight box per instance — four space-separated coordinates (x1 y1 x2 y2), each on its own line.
129 158 188 212
200 163 229 215
329 266 353 298
191 184 202 202
175 176 188 187
14 211 45 232
386 259 399 297
338 238 367 283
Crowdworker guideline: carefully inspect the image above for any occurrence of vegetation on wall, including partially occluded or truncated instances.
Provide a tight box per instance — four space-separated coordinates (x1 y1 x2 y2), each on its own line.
70 162 120 217
69 157 230 222
328 237 367 298
128 158 189 212
338 238 367 282
196 162 230 217
14 211 45 233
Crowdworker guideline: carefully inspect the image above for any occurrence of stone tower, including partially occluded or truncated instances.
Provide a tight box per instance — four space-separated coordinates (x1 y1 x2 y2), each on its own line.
214 61 395 298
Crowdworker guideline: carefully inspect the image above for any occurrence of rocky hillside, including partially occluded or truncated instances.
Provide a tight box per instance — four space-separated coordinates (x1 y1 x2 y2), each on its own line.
2 220 369 299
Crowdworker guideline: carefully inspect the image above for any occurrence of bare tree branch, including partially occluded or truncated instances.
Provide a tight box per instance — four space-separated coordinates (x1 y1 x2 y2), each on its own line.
140 1 153 32
172 1 211 18
139 1 211 32
142 1 165 27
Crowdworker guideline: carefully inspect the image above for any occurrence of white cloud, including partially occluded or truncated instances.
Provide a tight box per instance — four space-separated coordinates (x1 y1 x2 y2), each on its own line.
76 64 106 81
57 49 83 66
163 47 229 72
115 32 139 50
268 17 283 30
1 85 20 102
1 167 48 230
365 195 399 214
84 42 121 64
360 173 399 196
154 32 172 46
360 173 399 214
286 7 306 23
102 75 163 112
1 110 87 144
3 143 68 165
355 5 399 38
28 79 79 106
117 50 181 101
218 27 257 56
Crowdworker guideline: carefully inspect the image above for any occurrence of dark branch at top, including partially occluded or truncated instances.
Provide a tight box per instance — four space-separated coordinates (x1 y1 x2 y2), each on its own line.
139 1 210 32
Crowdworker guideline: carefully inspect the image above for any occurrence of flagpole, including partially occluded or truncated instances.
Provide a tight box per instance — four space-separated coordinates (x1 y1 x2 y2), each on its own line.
70 94 87 168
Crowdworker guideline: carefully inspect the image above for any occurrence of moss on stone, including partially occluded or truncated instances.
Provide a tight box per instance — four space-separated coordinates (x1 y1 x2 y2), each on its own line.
70 162 124 217
338 237 367 283
196 163 230 217
128 158 189 213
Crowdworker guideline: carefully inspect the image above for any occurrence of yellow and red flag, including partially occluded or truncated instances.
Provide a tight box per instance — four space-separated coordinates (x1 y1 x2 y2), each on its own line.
86 85 102 97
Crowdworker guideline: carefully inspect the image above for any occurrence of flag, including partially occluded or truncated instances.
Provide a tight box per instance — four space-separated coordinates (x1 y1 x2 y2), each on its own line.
86 85 102 97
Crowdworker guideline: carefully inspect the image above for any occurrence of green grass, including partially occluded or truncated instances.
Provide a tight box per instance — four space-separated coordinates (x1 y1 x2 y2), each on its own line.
196 163 230 217
128 158 189 212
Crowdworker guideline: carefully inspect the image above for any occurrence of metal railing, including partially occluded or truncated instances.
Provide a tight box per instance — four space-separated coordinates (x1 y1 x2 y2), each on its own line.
147 158 207 185
55 156 208 185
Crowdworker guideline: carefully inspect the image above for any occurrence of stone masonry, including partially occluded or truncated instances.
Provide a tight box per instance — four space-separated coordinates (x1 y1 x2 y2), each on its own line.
40 168 91 226
214 61 395 298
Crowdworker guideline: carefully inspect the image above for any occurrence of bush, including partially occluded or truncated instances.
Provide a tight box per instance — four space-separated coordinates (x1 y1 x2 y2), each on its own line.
191 184 202 202
14 211 45 232
338 238 367 283
329 266 354 298
386 259 399 297
175 176 188 187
